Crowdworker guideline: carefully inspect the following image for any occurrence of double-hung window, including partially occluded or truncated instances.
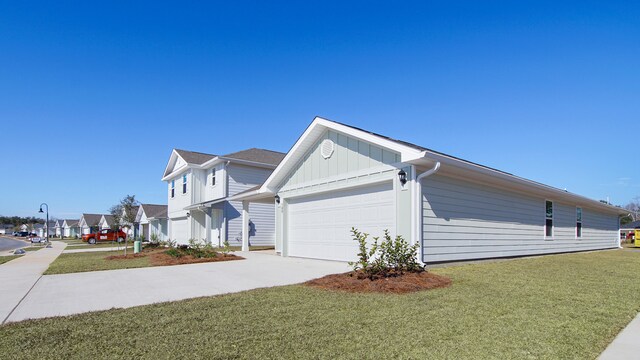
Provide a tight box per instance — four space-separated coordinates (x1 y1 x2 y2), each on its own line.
576 207 582 238
211 168 216 186
171 180 175 198
182 174 187 194
545 200 553 238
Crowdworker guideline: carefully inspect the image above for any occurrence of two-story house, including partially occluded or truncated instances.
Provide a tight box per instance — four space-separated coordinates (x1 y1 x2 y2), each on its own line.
162 148 285 246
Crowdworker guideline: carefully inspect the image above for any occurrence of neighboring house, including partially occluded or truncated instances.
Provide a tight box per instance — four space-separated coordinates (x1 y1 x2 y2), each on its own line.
99 215 116 230
233 117 627 263
136 204 168 241
620 220 640 240
121 205 140 238
19 224 29 232
162 148 285 246
78 214 103 235
62 219 81 238
0 224 14 235
54 220 65 237
37 220 56 238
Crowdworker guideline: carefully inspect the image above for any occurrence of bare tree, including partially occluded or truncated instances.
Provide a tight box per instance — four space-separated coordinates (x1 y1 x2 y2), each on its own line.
110 195 139 256
624 197 640 222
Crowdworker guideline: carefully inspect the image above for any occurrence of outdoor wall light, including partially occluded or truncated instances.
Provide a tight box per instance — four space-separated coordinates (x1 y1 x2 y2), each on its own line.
275 195 281 204
186 212 190 217
398 169 407 186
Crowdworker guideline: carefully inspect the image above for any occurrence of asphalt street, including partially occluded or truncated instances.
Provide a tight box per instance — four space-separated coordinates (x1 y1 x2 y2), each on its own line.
0 236 26 252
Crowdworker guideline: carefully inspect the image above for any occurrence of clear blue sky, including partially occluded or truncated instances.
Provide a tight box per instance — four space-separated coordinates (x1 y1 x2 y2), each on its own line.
0 1 638 219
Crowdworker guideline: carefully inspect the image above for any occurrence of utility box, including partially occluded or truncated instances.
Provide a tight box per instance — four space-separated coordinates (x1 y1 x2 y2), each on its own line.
134 240 141 254
635 229 640 248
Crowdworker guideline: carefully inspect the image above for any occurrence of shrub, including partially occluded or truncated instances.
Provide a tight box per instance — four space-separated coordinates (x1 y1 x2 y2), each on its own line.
165 248 183 258
348 227 423 279
220 239 232 255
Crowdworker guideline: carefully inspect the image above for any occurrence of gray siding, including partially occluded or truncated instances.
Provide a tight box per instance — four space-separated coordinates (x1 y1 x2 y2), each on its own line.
422 174 619 263
280 130 400 190
227 163 273 197
225 200 275 246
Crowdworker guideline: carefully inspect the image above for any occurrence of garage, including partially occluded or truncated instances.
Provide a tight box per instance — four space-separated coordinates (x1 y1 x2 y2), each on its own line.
170 217 189 244
286 181 396 262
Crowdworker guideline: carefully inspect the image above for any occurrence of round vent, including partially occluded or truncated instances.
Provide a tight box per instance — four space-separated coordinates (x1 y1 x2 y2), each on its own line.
320 139 335 159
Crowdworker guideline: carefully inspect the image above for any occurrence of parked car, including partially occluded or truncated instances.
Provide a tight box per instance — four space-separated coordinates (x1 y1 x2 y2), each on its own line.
12 231 19 236
30 236 47 244
82 229 126 244
17 231 29 237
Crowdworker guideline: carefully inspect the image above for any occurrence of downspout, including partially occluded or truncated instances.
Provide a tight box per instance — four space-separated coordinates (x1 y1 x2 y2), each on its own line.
415 161 441 264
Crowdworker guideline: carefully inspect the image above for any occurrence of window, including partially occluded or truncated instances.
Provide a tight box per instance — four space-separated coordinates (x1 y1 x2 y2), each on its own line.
171 180 175 198
545 200 553 238
576 207 582 238
182 174 187 194
211 168 216 186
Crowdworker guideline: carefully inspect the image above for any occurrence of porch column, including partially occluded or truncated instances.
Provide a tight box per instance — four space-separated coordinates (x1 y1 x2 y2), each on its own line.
242 200 250 251
205 208 212 244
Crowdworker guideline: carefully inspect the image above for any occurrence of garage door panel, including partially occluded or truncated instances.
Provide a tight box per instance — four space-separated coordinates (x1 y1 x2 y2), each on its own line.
287 182 395 262
171 218 188 244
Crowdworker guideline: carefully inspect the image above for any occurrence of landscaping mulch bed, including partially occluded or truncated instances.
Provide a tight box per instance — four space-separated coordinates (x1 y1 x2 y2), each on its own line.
105 248 243 266
306 271 452 294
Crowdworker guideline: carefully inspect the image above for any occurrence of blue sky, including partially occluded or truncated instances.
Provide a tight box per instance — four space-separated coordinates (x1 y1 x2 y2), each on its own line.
0 1 638 219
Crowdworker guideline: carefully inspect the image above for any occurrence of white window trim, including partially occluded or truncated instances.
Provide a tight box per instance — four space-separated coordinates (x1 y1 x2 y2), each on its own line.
211 167 217 187
544 199 554 240
576 207 583 239
182 174 188 195
170 180 175 199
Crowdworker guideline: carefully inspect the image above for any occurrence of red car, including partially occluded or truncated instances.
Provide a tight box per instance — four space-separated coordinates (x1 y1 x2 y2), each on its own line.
82 229 126 244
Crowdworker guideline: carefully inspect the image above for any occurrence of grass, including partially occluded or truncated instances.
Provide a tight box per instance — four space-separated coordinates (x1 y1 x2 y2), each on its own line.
0 255 21 265
3 249 640 359
44 250 151 275
22 246 43 252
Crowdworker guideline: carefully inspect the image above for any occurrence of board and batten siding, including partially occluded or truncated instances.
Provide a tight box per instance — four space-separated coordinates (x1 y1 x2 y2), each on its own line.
279 130 400 191
227 163 273 196
422 174 619 263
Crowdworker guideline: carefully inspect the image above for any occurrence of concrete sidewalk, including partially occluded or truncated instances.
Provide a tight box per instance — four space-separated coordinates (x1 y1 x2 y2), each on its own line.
599 313 640 359
0 241 66 324
6 251 349 323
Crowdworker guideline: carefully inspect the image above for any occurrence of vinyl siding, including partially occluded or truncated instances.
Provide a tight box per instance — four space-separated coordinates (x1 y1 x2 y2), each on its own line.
227 164 273 197
225 200 275 246
280 130 400 190
422 174 619 263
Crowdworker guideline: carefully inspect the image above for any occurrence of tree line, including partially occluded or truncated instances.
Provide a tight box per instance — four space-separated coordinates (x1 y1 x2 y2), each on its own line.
0 216 45 226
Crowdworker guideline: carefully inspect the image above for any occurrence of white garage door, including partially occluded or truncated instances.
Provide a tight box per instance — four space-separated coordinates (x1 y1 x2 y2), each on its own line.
287 181 396 262
171 217 189 245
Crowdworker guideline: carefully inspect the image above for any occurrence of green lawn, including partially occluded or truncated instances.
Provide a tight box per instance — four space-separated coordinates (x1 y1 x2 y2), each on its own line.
3 249 640 359
22 246 43 252
0 255 21 265
44 250 151 275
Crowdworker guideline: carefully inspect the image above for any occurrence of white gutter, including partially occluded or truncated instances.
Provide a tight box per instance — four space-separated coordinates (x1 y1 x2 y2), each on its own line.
415 161 441 264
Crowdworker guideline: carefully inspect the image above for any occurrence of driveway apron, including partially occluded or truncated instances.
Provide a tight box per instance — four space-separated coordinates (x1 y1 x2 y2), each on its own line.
5 251 349 323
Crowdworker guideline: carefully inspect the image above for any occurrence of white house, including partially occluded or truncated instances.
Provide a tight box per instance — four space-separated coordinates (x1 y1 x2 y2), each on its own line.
36 220 56 238
98 215 116 230
54 220 64 237
233 117 627 262
78 214 103 235
162 148 285 246
135 204 168 241
62 219 80 238
0 224 14 235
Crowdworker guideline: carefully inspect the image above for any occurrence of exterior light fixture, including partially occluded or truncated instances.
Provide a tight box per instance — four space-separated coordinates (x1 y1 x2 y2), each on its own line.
186 212 190 217
275 195 280 204
398 169 407 186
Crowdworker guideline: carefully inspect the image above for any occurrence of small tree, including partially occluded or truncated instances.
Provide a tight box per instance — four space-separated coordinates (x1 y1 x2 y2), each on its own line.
110 195 139 256
624 197 640 222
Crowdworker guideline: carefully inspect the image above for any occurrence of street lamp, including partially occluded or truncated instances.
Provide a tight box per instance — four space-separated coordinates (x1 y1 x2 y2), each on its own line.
39 203 51 248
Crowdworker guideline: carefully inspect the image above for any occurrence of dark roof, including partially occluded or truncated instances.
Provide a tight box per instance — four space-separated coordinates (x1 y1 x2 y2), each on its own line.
175 149 216 165
102 215 115 226
65 219 79 226
140 204 168 219
222 148 285 166
621 220 640 229
81 214 103 226
331 119 514 176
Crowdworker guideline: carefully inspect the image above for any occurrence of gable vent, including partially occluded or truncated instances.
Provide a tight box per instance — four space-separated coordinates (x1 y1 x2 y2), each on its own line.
320 139 335 159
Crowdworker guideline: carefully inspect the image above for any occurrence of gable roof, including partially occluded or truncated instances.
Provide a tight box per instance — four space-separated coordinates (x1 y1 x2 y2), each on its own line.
621 220 640 229
139 204 168 219
235 116 627 215
100 215 116 227
64 219 79 227
174 149 217 165
80 214 103 227
221 148 285 166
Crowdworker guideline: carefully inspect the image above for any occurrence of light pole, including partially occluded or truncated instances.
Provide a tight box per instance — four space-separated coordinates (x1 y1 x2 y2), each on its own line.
39 203 51 248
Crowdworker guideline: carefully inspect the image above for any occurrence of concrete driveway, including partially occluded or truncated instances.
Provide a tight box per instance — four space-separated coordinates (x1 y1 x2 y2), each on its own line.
6 251 349 323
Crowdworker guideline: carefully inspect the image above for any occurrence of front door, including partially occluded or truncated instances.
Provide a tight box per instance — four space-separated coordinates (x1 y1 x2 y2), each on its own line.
211 209 223 246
